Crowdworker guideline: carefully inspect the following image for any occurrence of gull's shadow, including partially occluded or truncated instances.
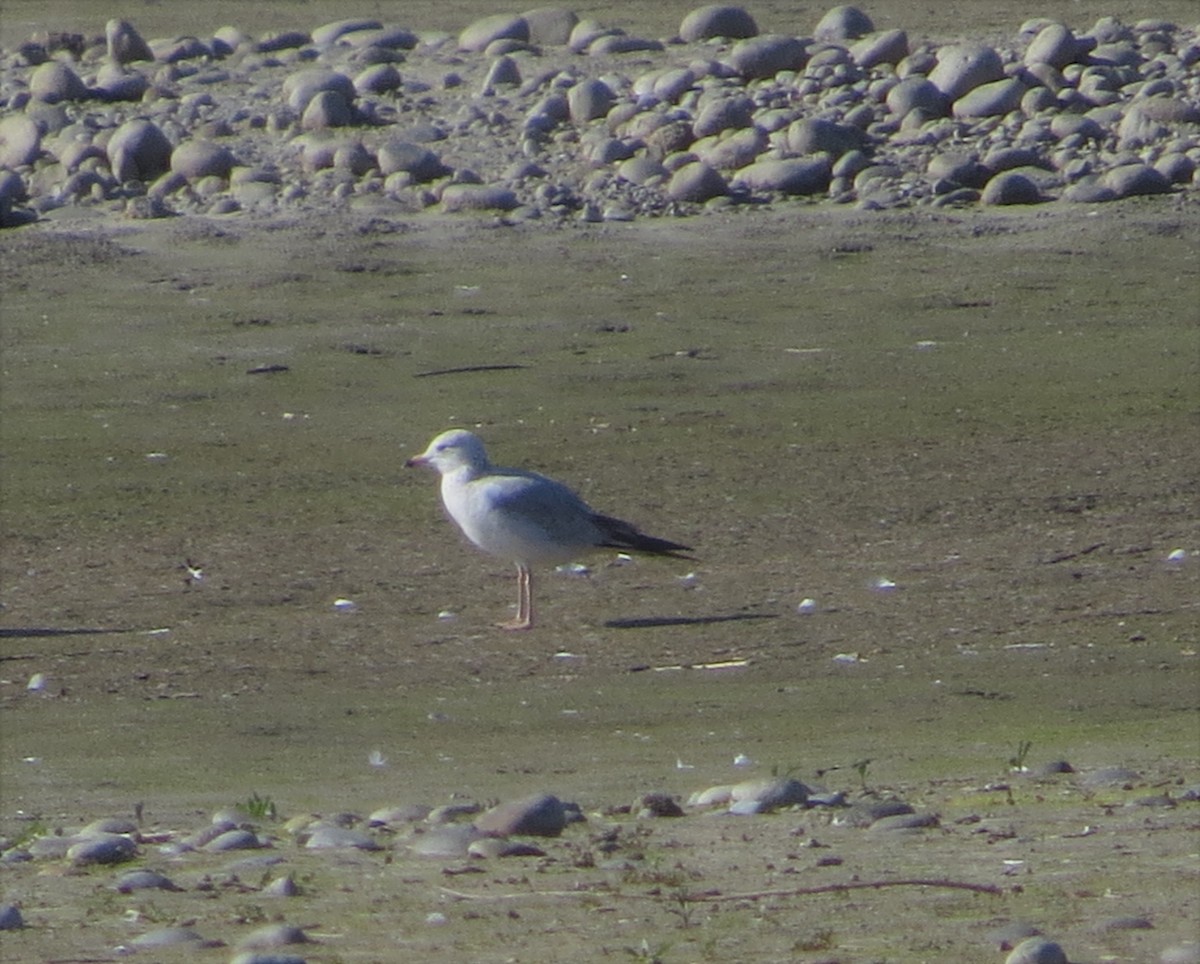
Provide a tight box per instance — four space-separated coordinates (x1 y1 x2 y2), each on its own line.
604 613 778 629
0 627 133 639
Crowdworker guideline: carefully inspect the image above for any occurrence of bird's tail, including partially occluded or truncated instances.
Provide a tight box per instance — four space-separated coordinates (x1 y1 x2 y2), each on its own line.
593 514 694 559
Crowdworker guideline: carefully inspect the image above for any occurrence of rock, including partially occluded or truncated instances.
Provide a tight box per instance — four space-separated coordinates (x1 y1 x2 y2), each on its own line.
369 804 433 826
255 30 312 53
734 157 832 195
666 162 729 202
311 18 383 46
237 923 311 949
467 837 547 857
67 833 137 865
354 63 402 95
304 825 382 850
1061 181 1118 203
484 55 522 90
302 90 355 130
29 61 89 103
868 812 939 831
0 115 41 168
460 14 529 53
928 43 1005 100
377 140 447 181
886 76 949 117
106 19 154 63
679 5 759 42
202 828 262 851
522 7 579 45
171 140 236 181
814 5 874 42
696 126 767 169
1005 937 1068 964
693 95 755 137
474 792 568 836
1116 105 1168 149
784 117 865 156
284 69 357 112
0 904 25 930
108 119 174 181
635 792 685 817
981 171 1043 204
728 777 810 812
1156 153 1195 185
229 954 308 964
1102 163 1172 198
130 926 214 949
115 869 183 892
1024 23 1091 68
952 77 1026 118
408 824 488 857
93 63 150 101
1161 943 1200 964
725 35 809 80
851 29 909 68
567 78 615 123
835 800 915 828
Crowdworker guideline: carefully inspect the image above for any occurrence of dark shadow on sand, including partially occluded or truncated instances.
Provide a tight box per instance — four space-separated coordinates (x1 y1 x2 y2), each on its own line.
604 613 778 629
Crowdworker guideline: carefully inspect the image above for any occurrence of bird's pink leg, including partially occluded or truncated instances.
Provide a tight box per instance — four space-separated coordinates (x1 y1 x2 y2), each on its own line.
499 564 535 630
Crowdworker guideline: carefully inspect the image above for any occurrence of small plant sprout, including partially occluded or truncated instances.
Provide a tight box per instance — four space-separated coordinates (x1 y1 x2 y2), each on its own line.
852 758 873 790
1008 740 1034 773
240 792 278 821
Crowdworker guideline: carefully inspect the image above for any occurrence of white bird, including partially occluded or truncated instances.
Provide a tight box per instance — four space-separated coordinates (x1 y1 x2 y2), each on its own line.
406 429 692 630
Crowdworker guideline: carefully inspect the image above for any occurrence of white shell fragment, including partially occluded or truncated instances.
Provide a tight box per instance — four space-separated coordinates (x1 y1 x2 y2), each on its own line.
797 597 816 614
332 598 358 612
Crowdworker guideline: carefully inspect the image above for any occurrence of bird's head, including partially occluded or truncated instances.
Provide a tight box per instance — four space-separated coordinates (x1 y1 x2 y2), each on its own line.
405 429 490 476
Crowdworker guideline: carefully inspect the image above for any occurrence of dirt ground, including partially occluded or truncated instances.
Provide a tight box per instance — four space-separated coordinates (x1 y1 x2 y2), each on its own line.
2 193 1198 963
2 2 1200 961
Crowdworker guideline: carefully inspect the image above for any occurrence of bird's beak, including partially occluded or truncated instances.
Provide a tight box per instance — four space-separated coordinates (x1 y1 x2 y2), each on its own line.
405 453 429 468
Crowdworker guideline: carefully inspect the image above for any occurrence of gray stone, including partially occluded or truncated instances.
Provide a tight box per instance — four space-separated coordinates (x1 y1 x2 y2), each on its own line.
106 19 154 63
29 61 88 103
886 76 949 117
696 126 767 169
130 926 213 949
474 792 568 835
1005 937 1068 964
93 63 149 102
667 162 729 202
568 78 615 123
67 833 137 865
408 824 487 857
1024 23 1091 69
929 43 1005 100
735 156 833 196
1102 163 1172 197
171 140 236 181
521 7 579 45
440 183 520 212
679 5 759 42
304 825 382 850
953 78 1027 118
850 29 909 68
0 904 25 930
237 923 311 949
814 5 874 42
0 115 41 168
301 90 355 130
460 14 529 53
284 69 357 112
784 117 865 155
728 777 810 812
311 18 383 46
693 95 755 137
725 35 808 80
981 170 1043 205
202 828 262 851
354 63 402 95
115 869 183 892
377 140 446 181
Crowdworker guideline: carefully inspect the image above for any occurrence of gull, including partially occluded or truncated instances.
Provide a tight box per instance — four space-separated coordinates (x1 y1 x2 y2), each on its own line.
406 429 692 630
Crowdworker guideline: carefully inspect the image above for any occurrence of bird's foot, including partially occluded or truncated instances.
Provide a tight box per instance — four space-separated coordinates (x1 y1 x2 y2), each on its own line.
496 617 534 631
